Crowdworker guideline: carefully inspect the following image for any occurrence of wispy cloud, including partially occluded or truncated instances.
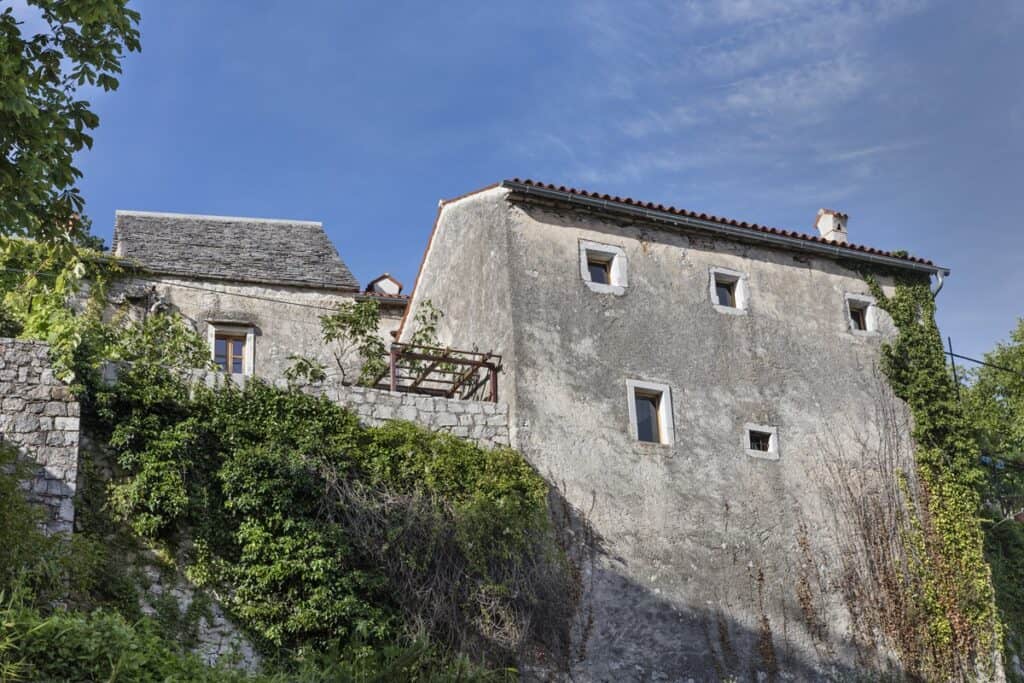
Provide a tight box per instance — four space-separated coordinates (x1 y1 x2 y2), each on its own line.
508 0 934 206
826 140 924 163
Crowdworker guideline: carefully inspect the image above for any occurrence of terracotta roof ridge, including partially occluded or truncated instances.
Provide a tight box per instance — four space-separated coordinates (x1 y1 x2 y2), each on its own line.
502 178 941 270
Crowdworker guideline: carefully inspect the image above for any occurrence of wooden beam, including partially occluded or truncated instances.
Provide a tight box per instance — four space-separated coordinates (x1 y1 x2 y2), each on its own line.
409 349 452 390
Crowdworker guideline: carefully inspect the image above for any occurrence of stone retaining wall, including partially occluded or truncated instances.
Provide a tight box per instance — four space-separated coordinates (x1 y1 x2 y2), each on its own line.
313 384 511 448
189 370 512 449
0 339 80 534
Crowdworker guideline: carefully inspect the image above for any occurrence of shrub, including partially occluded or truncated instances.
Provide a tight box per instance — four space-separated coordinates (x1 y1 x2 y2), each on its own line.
97 361 572 667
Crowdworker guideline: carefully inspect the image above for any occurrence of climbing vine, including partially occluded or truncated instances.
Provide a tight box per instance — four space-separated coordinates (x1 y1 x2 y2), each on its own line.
868 273 1002 679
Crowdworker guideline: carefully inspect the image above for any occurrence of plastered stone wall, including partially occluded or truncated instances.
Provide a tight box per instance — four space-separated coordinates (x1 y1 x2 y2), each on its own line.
0 339 80 534
398 186 927 680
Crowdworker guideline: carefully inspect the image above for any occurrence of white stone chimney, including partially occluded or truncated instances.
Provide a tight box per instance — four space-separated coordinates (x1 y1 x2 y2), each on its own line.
815 208 848 244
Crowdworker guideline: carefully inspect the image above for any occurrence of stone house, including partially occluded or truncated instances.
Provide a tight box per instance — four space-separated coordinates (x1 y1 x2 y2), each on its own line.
102 182 952 678
111 211 406 380
397 179 949 679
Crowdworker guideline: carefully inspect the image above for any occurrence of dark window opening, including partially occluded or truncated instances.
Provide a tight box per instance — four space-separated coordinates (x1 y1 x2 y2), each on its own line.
634 392 661 443
587 255 612 285
715 279 736 307
849 304 868 331
215 334 246 374
749 430 772 452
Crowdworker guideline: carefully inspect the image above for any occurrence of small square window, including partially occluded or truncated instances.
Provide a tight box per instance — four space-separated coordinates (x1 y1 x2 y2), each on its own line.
845 295 876 334
627 380 674 445
749 430 771 452
849 305 867 331
587 255 612 285
715 280 736 308
743 423 779 460
709 268 747 313
579 240 627 295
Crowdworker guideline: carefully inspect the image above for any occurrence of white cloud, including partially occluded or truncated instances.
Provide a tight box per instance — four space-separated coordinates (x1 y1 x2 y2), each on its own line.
716 58 868 120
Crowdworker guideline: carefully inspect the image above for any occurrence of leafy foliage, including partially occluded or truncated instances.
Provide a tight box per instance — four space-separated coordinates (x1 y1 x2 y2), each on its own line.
284 353 327 385
961 317 1024 676
92 325 567 667
0 0 140 244
868 274 1001 679
0 236 118 384
320 299 387 386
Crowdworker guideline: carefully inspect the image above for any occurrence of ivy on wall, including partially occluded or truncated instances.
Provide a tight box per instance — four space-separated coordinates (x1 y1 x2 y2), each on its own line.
868 273 1002 679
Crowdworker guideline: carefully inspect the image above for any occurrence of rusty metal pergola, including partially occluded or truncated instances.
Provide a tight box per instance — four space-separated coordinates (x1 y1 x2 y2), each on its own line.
381 343 501 403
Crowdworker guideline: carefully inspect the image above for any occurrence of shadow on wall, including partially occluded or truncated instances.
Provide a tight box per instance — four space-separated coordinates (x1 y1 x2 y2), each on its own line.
542 480 898 683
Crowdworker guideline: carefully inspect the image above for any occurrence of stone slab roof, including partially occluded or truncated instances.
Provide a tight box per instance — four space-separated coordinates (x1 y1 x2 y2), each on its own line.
113 211 359 291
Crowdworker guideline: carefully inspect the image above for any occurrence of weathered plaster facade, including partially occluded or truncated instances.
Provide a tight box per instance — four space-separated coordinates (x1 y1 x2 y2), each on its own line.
0 339 80 534
111 275 357 381
400 182 945 679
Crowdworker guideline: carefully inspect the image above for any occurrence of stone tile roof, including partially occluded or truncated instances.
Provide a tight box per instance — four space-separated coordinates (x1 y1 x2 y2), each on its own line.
113 211 359 291
504 178 942 271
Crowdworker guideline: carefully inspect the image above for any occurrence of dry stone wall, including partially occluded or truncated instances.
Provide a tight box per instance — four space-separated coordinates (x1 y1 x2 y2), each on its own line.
190 370 512 449
312 383 511 448
0 339 80 534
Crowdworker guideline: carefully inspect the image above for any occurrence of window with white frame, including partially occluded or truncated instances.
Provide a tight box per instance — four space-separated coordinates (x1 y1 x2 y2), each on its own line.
709 267 748 313
844 294 877 335
743 423 779 460
579 240 627 295
626 380 674 445
207 322 255 376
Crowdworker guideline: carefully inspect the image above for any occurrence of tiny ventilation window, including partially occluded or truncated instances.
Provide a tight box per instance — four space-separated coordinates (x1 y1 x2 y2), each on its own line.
749 430 771 452
743 423 779 460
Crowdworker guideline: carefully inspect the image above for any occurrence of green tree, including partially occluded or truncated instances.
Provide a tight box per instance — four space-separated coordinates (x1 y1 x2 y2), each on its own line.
0 0 140 244
963 318 1024 676
319 299 387 386
965 318 1024 469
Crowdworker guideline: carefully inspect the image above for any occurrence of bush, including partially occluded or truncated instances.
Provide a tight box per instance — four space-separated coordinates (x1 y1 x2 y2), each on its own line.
96 359 572 667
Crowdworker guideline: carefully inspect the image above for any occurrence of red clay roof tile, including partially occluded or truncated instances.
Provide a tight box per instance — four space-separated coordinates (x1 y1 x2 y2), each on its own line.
507 178 936 268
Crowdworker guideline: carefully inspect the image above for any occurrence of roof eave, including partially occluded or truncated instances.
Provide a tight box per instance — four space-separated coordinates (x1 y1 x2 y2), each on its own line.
501 180 950 277
116 259 361 293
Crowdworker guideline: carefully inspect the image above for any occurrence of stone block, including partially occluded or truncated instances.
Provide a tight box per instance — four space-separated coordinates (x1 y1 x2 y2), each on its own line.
54 413 79 430
435 413 459 427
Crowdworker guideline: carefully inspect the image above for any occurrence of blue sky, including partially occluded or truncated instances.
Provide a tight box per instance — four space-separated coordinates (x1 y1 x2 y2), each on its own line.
16 0 1024 361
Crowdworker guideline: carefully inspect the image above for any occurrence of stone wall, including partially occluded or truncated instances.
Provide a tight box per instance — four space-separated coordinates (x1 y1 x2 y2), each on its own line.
314 383 510 448
188 369 511 449
0 339 80 534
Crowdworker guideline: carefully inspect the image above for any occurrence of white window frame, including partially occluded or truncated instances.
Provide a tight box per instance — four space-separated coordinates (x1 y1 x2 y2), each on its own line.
207 322 255 376
709 267 748 314
844 293 878 336
743 423 780 460
626 379 674 446
579 239 628 296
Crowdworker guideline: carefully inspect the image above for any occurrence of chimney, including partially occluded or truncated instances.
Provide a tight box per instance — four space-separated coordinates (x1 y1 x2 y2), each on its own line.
815 208 848 244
